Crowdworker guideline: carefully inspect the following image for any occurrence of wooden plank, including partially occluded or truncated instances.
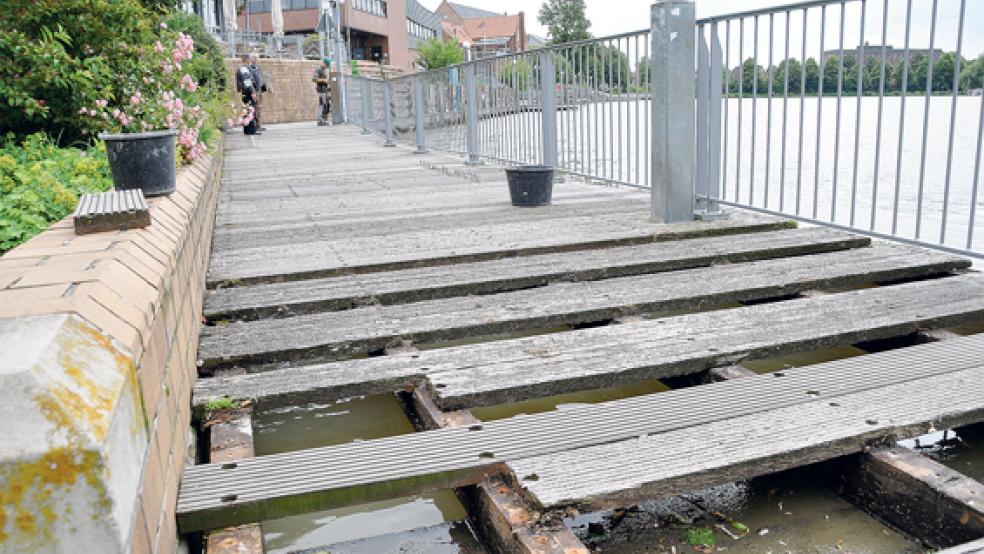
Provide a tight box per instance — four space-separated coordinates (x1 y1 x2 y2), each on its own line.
177 334 984 532
204 227 869 321
198 244 968 370
206 211 795 286
832 447 984 549
938 538 984 553
204 409 264 554
508 364 984 511
193 274 984 410
410 390 590 554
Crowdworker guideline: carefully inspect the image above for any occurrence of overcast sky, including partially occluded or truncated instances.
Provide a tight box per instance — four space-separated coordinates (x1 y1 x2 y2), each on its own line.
419 0 984 60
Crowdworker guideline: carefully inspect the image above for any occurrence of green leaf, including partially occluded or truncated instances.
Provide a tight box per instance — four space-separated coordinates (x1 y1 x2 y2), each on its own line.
684 527 716 547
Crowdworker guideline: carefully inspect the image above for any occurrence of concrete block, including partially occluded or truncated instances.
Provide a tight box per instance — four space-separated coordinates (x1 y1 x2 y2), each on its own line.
0 314 148 553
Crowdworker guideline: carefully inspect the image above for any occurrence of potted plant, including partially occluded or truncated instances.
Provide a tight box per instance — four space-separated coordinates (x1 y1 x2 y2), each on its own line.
80 27 209 197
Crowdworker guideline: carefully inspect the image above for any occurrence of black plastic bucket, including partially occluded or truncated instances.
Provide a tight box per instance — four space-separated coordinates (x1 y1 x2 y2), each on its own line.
506 165 554 207
99 129 178 197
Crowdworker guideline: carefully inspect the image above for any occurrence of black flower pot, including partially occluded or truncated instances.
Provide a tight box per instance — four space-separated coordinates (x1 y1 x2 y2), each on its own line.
99 129 178 197
505 165 554 207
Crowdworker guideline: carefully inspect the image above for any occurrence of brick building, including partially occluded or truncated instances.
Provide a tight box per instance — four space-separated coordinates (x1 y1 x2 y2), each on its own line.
435 1 527 59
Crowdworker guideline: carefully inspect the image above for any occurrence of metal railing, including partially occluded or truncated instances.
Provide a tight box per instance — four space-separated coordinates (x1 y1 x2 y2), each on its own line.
339 0 984 258
697 0 984 256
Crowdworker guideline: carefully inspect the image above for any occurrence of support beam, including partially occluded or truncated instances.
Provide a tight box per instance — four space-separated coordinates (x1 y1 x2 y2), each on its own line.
205 408 263 554
833 447 984 549
410 388 589 554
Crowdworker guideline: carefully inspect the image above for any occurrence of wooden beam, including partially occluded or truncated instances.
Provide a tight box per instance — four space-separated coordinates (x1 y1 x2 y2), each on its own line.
410 388 589 554
205 408 264 554
832 446 984 549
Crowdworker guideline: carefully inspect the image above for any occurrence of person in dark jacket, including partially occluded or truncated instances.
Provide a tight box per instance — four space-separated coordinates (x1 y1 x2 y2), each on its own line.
248 53 269 131
235 54 259 135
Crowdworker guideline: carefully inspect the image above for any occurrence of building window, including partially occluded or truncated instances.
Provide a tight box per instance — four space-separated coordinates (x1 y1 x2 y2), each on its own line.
406 19 437 40
352 0 386 17
245 0 319 13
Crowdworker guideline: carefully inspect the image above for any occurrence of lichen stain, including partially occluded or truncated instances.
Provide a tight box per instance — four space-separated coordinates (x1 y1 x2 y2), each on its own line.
0 316 137 549
0 448 106 549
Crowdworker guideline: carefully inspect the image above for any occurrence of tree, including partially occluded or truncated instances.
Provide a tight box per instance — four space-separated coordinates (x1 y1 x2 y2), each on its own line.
961 54 984 93
771 58 801 94
416 38 464 70
804 57 820 93
538 0 591 45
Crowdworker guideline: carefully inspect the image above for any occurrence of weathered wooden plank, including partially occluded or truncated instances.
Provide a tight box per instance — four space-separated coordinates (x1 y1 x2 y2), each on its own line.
204 409 264 554
204 227 869 321
206 211 795 286
177 334 984 532
832 447 984 549
410 389 590 554
938 538 984 553
198 244 968 370
508 365 984 511
193 274 984 410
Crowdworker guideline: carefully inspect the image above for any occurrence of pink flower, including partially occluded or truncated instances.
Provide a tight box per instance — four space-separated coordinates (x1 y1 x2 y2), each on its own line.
154 41 164 53
180 74 197 92
79 107 88 115
88 109 98 117
160 22 167 29
226 118 234 127
111 108 121 118
129 92 142 106
95 99 108 108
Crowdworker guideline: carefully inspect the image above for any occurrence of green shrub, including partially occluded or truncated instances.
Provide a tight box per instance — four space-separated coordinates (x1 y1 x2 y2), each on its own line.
0 134 112 253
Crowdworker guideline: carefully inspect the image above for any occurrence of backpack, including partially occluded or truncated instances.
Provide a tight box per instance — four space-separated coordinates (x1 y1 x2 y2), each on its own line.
238 66 255 93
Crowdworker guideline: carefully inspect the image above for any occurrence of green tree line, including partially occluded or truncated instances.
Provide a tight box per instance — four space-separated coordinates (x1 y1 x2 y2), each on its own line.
725 52 984 96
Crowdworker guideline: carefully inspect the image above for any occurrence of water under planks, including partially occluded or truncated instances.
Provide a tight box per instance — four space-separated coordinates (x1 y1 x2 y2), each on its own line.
248 285 984 553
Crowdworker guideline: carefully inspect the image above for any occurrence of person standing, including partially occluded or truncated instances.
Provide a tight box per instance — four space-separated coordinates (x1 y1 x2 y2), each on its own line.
313 57 332 126
248 53 269 131
235 54 259 135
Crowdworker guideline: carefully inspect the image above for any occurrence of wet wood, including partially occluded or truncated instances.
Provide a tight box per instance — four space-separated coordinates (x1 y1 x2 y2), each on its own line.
192 274 984 411
198 244 968 371
833 447 984 549
178 335 984 532
410 389 590 554
205 409 263 554
204 227 869 321
938 537 984 553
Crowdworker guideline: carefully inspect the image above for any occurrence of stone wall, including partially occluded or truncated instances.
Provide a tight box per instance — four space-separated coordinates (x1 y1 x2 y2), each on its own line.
227 58 322 124
0 138 224 553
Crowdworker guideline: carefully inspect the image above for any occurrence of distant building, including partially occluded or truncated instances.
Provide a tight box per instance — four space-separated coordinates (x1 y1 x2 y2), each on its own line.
435 1 527 59
527 33 546 49
232 0 441 72
823 43 944 65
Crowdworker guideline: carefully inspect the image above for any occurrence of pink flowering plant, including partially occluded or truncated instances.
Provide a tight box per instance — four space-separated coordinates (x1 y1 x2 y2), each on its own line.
78 25 211 162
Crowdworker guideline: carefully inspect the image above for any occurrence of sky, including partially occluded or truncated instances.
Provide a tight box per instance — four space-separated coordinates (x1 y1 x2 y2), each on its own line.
418 0 984 60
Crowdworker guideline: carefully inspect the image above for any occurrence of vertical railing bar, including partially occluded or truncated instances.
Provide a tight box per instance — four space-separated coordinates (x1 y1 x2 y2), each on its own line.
644 34 650 188
579 45 585 176
709 22 724 209
750 15 759 205
940 0 967 245
795 6 808 216
915 0 937 239
831 0 845 222
722 20 731 200
812 5 826 220
635 34 641 185
780 11 790 212
891 0 913 235
967 86 984 250
608 39 615 182
869 0 889 231
617 38 624 183
595 42 601 178
850 0 867 227
697 23 710 210
736 17 744 202
764 13 774 210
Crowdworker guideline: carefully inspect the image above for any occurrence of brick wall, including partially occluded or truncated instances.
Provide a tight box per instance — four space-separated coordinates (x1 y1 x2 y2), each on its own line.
0 138 224 553
227 58 323 124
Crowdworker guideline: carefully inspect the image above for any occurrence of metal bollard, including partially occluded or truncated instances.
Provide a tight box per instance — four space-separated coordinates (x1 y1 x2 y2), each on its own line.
361 79 371 135
650 0 696 223
383 79 396 147
539 52 558 170
412 77 427 154
464 64 481 165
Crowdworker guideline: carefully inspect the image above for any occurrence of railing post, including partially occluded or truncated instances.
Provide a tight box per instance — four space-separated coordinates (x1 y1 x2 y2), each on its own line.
706 21 724 216
650 0 696 223
463 64 481 165
539 52 558 169
412 76 428 154
383 78 396 147
361 79 371 135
